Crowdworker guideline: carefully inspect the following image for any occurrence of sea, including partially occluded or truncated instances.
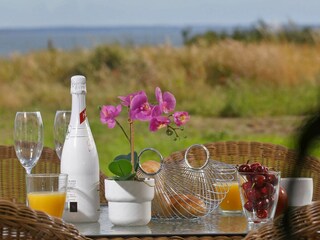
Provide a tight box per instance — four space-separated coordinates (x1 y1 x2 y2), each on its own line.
0 25 228 57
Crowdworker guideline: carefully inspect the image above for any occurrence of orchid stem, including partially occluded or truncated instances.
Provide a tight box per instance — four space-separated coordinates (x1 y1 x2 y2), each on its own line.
129 119 135 173
116 120 130 143
167 125 180 139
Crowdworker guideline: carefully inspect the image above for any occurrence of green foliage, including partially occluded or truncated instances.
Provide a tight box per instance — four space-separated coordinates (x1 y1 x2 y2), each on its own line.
69 44 126 78
205 63 234 86
90 45 125 70
108 152 139 180
109 160 133 178
184 20 319 45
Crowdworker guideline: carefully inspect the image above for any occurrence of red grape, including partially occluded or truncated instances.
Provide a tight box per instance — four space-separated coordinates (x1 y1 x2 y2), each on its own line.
257 209 268 219
242 181 252 191
244 201 254 212
245 188 255 201
250 162 261 172
267 174 278 185
238 164 251 172
246 188 262 201
255 165 267 173
256 198 270 210
253 175 266 188
260 182 275 196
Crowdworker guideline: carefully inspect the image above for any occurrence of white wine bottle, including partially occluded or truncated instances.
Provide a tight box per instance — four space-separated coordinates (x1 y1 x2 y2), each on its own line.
61 75 100 222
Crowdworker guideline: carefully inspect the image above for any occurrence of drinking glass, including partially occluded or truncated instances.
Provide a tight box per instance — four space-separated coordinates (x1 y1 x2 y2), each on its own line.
215 168 242 214
26 173 68 218
237 171 280 228
14 111 44 174
217 182 242 214
53 110 71 159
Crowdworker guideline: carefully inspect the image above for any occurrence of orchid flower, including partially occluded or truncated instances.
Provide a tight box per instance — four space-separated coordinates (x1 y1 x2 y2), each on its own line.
155 87 176 114
100 105 122 128
129 92 153 121
151 105 162 117
149 116 170 132
173 111 190 126
119 91 144 107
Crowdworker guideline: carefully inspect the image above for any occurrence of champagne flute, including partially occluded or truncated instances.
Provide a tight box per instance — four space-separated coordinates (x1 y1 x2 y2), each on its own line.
14 112 44 175
54 110 71 159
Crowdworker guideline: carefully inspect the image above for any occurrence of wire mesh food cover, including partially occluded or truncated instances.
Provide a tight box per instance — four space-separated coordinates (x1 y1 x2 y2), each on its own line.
137 144 236 219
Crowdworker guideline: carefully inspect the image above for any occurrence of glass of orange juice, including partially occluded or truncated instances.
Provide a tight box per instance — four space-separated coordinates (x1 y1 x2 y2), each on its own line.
214 169 243 214
217 181 242 214
26 173 68 218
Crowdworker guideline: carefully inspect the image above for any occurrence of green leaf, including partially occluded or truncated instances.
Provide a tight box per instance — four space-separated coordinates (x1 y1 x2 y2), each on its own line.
114 153 131 162
108 159 132 177
113 152 139 172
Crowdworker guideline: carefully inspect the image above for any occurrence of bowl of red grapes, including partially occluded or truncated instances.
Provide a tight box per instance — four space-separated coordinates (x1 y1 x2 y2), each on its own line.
237 162 280 225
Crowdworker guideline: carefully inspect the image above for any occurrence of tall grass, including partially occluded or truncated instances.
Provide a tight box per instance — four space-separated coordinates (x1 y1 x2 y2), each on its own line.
1 41 320 113
1 40 320 175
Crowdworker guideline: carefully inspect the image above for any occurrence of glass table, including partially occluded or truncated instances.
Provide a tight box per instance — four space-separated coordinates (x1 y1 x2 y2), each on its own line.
74 206 248 238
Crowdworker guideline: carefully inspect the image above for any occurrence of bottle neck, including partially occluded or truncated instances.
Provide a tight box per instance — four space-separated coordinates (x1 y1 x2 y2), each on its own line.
70 93 87 127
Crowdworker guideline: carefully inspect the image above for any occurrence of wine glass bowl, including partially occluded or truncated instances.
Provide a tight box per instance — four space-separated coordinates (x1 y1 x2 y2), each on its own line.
54 110 71 159
14 112 44 174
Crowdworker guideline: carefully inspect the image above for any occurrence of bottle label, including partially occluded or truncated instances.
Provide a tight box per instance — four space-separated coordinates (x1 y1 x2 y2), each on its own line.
80 108 87 124
66 179 78 212
69 202 78 212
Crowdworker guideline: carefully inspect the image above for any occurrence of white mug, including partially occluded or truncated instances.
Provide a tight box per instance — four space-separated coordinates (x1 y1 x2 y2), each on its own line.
280 178 313 207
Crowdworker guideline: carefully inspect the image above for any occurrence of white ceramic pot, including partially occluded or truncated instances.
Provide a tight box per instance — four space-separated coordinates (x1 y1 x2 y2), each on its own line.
105 178 155 226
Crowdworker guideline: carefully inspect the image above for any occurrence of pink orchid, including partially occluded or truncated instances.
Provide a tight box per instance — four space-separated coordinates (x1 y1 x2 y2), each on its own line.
149 116 170 132
100 87 189 175
173 111 190 126
100 105 122 128
155 87 176 114
118 91 144 107
129 92 153 121
151 105 162 117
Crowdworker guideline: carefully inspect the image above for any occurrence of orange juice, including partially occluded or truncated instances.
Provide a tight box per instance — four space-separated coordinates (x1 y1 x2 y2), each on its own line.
27 191 66 217
216 182 242 212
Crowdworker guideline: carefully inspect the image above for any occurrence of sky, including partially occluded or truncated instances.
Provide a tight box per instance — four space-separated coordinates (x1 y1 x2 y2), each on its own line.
0 0 319 28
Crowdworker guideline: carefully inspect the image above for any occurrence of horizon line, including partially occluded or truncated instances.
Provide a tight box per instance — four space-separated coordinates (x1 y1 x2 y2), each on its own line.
0 21 319 31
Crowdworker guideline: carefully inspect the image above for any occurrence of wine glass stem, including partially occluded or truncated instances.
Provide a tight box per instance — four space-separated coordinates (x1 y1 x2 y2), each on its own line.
25 167 32 175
